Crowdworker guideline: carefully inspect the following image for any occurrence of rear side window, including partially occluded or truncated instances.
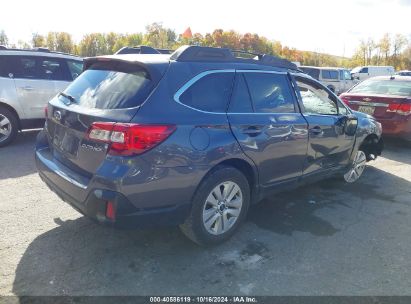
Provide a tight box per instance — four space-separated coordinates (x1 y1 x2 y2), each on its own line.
179 72 235 112
322 70 338 80
228 74 253 113
13 57 37 79
301 67 320 80
0 56 12 77
244 72 295 113
62 62 154 109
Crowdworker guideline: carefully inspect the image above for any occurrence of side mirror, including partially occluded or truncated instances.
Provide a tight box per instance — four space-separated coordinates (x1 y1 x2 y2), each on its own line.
336 115 358 136
345 115 358 136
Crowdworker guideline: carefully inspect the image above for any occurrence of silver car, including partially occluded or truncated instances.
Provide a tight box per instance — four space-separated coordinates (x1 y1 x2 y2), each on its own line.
0 46 82 146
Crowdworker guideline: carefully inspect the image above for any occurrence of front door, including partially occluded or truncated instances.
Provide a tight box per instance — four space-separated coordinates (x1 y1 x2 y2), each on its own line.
293 76 356 176
227 71 308 189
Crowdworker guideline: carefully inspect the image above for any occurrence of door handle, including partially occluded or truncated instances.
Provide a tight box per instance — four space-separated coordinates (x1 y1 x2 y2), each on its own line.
241 126 263 137
309 126 323 135
21 86 34 91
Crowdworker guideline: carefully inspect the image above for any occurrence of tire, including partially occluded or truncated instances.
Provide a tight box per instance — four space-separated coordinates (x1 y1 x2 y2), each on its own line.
0 107 18 147
180 166 250 246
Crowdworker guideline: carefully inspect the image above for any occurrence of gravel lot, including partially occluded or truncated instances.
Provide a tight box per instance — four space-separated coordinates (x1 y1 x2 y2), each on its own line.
1 130 411 296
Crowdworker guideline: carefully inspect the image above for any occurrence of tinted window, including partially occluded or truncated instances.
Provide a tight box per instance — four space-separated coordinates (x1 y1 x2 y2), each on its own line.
0 56 12 77
180 72 235 112
62 62 154 109
349 79 411 97
322 70 338 80
244 73 295 113
228 74 253 113
296 78 338 115
301 67 320 80
38 58 71 81
13 57 37 79
67 60 83 80
360 67 368 73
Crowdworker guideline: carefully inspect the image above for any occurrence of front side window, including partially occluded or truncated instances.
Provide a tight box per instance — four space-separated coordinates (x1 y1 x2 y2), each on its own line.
67 60 83 80
296 78 338 115
244 72 295 113
360 67 369 73
38 58 71 81
343 70 352 80
179 72 235 112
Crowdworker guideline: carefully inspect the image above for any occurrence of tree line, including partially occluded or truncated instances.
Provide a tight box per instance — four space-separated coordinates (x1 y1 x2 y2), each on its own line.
0 23 410 70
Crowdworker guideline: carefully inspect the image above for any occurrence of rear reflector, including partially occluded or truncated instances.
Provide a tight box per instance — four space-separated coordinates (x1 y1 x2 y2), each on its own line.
106 201 116 220
87 122 176 156
387 103 411 115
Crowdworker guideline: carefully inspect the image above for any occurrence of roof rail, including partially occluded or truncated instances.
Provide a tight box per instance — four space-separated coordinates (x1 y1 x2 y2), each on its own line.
0 45 79 57
115 46 173 55
170 45 299 71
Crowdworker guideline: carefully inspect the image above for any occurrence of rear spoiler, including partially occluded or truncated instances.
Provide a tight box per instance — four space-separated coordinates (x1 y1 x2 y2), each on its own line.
83 56 164 81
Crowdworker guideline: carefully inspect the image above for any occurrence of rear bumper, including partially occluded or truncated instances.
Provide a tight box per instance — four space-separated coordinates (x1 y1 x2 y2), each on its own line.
379 115 411 141
35 131 199 228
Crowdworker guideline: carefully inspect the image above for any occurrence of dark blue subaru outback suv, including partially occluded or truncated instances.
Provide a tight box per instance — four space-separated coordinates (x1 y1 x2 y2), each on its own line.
35 45 383 245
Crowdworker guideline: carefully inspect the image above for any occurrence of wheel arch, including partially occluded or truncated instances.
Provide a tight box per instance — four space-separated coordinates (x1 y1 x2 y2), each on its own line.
0 102 21 129
195 158 259 205
359 133 383 161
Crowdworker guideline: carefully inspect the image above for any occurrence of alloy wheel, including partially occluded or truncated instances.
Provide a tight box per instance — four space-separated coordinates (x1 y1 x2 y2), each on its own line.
202 181 243 235
0 114 12 143
344 150 367 183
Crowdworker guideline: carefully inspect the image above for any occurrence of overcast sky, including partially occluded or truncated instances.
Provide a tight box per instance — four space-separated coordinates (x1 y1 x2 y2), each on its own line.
1 0 411 56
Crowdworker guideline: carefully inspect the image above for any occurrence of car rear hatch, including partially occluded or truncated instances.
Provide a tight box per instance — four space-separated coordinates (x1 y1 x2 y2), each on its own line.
340 94 410 119
340 78 411 118
45 56 169 177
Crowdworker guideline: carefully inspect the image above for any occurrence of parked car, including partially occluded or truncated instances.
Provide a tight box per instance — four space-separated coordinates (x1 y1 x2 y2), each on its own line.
350 66 395 81
0 46 83 147
300 66 355 94
340 75 411 141
35 45 383 245
395 70 411 76
115 46 173 55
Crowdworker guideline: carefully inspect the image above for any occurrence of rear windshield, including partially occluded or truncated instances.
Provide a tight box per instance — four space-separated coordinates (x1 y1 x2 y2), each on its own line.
349 79 411 97
61 62 153 109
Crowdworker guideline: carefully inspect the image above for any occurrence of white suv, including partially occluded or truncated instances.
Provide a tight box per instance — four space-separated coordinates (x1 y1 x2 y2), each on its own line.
0 47 83 146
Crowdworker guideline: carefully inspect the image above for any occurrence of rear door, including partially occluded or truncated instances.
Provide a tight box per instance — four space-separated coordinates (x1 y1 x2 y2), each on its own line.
46 58 166 175
227 71 308 188
293 76 356 175
10 56 67 119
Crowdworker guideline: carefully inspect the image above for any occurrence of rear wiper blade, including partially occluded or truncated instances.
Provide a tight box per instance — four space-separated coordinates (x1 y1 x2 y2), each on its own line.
58 92 76 105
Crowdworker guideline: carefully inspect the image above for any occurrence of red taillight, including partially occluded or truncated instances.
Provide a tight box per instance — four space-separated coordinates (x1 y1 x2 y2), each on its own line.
87 122 176 156
106 201 116 220
44 106 48 118
340 96 350 106
387 103 411 115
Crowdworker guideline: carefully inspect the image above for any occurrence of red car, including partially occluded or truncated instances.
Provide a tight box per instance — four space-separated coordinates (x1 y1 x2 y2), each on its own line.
340 76 411 141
